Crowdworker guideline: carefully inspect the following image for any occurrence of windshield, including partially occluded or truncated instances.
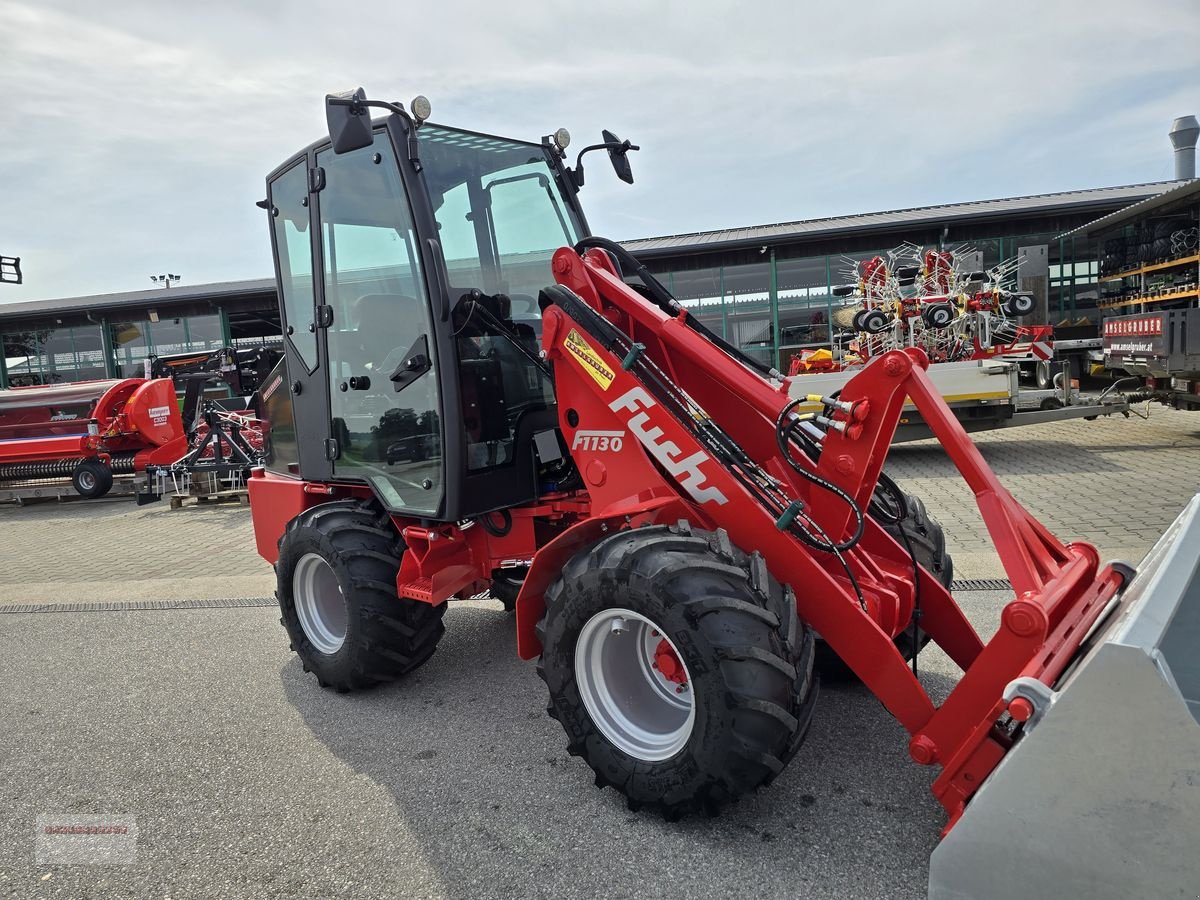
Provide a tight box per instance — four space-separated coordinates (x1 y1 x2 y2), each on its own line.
420 126 583 316
419 126 581 474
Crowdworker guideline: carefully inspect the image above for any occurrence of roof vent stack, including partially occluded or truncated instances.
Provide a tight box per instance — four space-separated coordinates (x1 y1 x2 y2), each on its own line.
1169 115 1199 180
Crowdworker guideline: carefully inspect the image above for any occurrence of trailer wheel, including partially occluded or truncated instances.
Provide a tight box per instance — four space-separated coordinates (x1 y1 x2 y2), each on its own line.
1035 360 1053 390
72 458 113 499
817 486 953 678
275 499 446 691
537 523 818 818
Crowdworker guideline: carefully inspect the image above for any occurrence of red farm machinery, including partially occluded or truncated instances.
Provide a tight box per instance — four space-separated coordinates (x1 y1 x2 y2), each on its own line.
248 90 1200 898
0 377 186 499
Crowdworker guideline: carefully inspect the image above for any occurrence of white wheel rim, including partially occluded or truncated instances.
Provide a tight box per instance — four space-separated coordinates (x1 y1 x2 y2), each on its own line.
293 553 347 655
77 471 96 491
575 608 695 761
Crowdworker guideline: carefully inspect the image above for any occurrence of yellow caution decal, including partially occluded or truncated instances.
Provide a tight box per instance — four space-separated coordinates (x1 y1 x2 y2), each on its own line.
564 328 615 390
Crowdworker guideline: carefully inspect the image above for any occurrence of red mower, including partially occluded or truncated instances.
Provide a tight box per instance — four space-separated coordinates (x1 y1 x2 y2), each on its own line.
0 377 186 498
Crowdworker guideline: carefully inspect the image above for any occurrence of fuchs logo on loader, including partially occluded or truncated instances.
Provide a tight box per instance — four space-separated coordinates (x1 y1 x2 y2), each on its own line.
563 329 615 390
609 387 729 506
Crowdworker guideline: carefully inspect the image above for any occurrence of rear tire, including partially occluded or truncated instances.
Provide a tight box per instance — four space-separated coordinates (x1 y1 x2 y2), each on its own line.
537 523 818 818
72 458 113 499
275 499 446 691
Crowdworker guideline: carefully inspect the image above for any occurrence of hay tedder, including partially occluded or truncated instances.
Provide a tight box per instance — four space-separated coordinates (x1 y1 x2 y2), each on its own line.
790 244 1052 375
0 377 186 498
248 90 1199 897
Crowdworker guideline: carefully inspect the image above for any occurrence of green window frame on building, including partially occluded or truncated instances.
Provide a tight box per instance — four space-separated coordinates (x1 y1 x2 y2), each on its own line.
1 310 233 388
644 231 1103 372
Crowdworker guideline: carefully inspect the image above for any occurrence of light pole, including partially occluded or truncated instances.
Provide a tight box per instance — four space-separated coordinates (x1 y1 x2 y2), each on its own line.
150 273 181 288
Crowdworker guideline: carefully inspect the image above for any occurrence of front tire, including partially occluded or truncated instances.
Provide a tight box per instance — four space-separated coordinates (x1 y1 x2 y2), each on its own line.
275 500 446 691
537 523 818 818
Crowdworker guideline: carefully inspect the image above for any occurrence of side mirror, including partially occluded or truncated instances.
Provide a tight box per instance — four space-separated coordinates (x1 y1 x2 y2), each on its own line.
326 87 375 154
602 129 635 184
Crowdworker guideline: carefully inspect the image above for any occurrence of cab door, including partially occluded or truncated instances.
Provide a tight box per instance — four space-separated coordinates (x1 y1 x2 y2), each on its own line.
312 132 446 516
266 155 332 480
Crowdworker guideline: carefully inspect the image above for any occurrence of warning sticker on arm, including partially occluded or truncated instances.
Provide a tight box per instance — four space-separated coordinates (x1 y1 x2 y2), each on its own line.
563 328 615 390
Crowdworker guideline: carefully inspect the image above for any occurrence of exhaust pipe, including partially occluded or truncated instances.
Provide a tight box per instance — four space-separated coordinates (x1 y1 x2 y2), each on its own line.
1169 115 1199 181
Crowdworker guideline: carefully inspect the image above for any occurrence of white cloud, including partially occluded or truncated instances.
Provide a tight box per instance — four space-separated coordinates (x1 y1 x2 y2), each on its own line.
0 0 1196 301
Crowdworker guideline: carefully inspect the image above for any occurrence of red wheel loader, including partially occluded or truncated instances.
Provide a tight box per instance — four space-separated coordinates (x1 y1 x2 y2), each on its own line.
249 89 1200 898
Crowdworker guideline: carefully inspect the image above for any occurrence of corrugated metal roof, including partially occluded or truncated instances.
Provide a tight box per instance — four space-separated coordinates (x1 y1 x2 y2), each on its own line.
0 277 277 322
622 182 1178 257
1059 178 1200 239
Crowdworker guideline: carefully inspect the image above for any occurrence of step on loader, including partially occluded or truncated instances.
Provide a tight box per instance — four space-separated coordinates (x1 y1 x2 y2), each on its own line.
247 88 1200 898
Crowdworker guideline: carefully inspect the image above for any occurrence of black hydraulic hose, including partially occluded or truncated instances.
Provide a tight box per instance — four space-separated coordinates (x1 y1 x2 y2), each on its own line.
573 236 781 379
574 236 676 310
774 398 865 553
477 508 513 537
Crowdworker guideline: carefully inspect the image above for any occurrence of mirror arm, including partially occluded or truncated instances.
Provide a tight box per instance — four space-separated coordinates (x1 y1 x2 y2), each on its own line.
328 96 414 126
567 140 641 189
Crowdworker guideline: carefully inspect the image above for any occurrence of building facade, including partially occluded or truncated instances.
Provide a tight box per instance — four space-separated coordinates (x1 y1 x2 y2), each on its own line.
623 182 1176 370
0 181 1180 387
0 280 279 388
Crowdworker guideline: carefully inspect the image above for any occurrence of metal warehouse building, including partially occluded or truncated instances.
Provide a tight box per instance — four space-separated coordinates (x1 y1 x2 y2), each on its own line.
625 182 1178 370
0 279 281 388
0 180 1183 386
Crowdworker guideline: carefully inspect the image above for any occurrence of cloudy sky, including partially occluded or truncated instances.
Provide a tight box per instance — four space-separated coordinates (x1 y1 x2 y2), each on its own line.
1 0 1197 303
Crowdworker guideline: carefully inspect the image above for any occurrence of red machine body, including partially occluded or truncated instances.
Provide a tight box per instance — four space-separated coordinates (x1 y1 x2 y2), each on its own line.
0 378 187 472
249 246 1128 830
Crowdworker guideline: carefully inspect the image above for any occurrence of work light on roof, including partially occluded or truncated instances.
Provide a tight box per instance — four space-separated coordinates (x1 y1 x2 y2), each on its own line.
553 128 571 152
410 95 432 125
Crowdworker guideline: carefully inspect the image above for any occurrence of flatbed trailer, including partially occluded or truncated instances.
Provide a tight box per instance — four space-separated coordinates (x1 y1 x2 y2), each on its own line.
789 358 1129 442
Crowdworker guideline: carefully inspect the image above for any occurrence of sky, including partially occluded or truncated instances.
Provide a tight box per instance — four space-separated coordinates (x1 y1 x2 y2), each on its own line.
1 0 1197 304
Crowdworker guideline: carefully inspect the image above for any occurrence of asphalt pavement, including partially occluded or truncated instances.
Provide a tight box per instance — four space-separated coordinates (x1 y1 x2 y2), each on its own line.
3 405 1200 898
0 592 1005 900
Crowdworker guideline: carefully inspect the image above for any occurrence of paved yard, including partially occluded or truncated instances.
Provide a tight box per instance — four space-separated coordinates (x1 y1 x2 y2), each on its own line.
0 407 1198 898
2 405 1198 603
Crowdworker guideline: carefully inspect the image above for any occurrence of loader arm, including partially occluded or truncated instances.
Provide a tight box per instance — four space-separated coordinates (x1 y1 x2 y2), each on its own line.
544 245 1130 825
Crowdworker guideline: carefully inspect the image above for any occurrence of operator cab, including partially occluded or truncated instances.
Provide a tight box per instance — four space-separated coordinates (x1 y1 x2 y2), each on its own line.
263 88 636 521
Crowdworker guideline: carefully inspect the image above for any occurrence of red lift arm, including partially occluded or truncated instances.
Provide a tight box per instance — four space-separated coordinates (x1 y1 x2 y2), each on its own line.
535 247 1127 824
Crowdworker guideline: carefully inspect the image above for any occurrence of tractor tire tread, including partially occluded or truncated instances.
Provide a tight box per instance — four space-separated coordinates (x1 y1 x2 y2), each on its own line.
537 524 818 819
275 499 445 692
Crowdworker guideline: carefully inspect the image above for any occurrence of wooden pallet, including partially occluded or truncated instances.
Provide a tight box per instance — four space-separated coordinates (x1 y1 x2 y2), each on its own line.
168 489 250 510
